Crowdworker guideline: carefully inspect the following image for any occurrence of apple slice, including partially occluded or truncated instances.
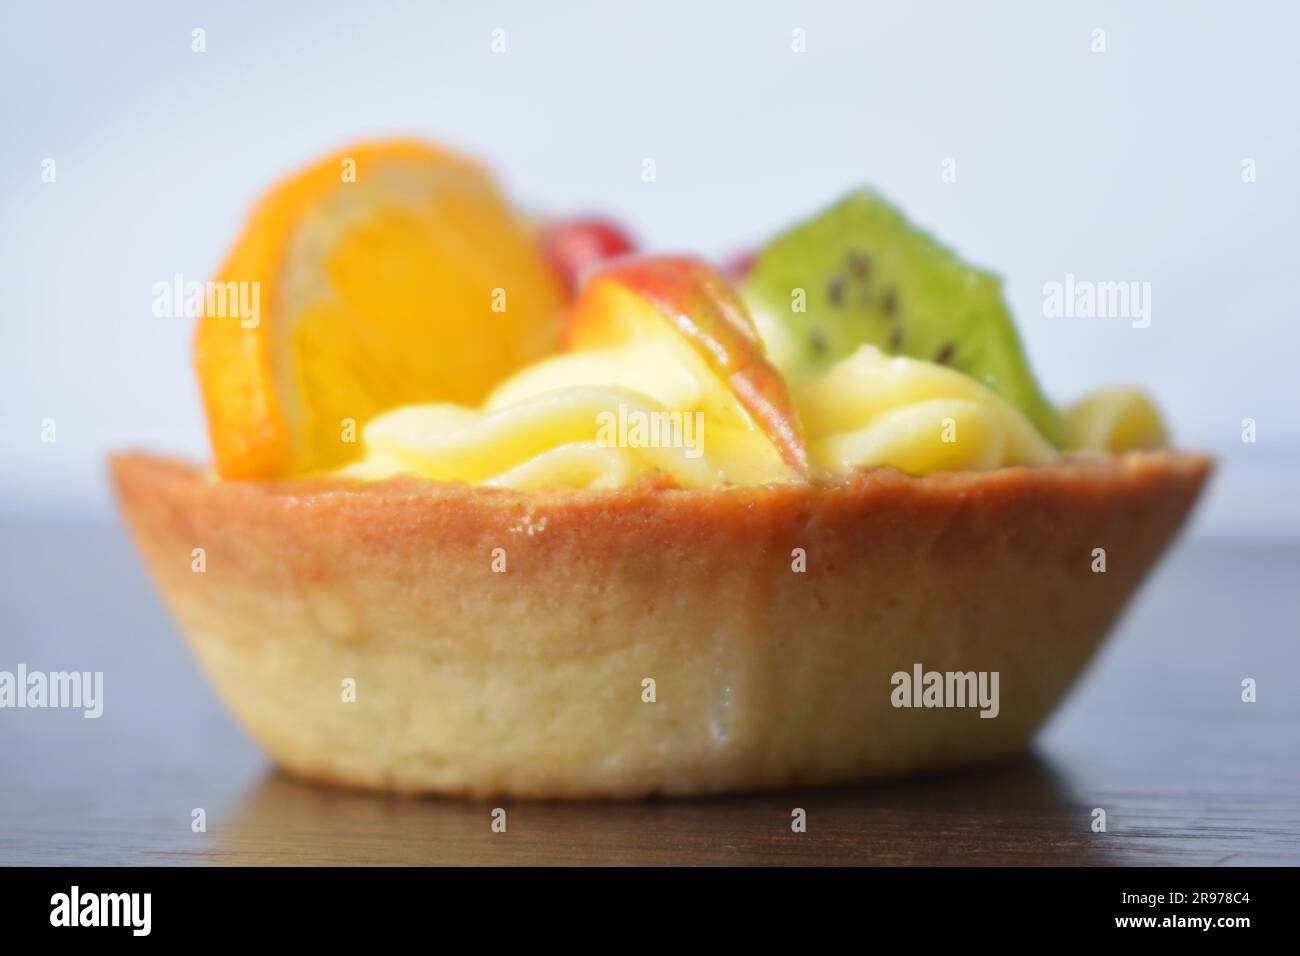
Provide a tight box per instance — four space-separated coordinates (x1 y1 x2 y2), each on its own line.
566 256 808 473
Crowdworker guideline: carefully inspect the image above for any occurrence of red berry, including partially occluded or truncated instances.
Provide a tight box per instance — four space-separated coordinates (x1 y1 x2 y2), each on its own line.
539 218 637 294
723 250 757 282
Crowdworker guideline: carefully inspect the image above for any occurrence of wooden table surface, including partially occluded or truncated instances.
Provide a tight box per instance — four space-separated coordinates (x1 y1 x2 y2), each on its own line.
1 517 1296 866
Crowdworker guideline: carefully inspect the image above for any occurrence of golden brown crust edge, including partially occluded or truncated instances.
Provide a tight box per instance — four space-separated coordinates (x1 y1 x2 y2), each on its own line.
110 451 1212 798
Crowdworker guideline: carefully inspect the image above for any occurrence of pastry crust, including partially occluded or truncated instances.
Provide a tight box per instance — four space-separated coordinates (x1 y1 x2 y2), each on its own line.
111 451 1211 798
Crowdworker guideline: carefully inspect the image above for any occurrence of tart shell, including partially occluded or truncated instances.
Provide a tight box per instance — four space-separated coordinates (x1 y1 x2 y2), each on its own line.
111 451 1211 798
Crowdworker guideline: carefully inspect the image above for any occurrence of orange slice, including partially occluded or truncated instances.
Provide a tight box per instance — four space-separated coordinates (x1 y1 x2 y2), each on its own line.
195 139 567 478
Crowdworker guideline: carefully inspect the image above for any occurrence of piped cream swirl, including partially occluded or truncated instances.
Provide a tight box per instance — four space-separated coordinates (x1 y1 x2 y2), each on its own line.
343 341 1165 489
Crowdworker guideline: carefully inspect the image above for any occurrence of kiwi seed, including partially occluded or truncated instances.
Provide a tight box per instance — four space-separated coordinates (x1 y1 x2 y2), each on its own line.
881 287 898 316
827 275 845 307
846 250 871 279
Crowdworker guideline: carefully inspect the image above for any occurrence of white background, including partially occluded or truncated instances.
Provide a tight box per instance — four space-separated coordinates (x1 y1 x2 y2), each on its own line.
2 0 1296 536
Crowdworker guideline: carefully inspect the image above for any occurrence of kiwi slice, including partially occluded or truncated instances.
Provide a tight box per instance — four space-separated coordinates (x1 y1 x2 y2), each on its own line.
744 189 1063 445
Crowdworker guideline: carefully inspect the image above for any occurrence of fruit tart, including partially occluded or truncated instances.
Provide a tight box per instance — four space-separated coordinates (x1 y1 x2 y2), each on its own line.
112 140 1210 797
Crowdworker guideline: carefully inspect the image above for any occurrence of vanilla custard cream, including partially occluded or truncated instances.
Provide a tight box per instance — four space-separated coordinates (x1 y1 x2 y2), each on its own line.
341 338 1165 490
